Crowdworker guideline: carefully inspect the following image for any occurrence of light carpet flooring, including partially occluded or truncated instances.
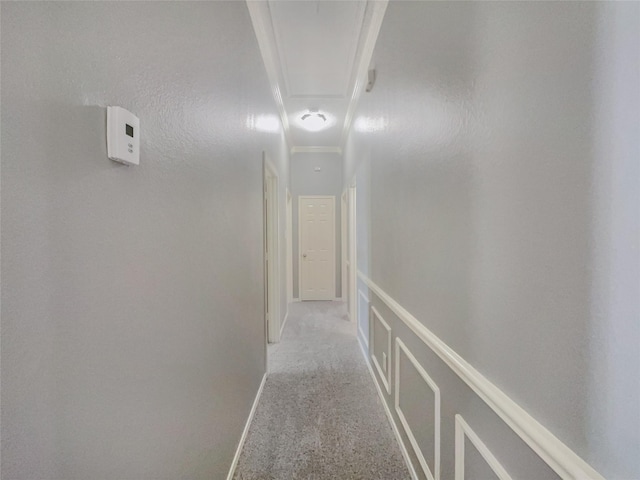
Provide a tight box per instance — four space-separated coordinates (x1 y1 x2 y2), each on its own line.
233 301 411 480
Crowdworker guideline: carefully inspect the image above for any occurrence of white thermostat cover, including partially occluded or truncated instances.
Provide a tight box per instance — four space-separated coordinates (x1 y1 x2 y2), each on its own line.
107 106 140 166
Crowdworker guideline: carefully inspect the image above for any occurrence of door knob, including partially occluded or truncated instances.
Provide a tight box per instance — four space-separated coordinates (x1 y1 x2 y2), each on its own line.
302 253 307 258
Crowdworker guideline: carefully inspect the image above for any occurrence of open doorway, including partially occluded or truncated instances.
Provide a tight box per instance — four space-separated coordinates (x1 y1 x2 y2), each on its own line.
263 154 281 345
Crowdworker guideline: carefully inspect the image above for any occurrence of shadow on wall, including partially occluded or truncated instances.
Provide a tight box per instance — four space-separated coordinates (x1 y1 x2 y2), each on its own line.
587 2 640 477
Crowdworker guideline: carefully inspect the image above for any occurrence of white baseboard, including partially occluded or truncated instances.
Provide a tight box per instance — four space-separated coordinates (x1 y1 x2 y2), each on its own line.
358 336 419 480
292 297 300 303
226 373 268 480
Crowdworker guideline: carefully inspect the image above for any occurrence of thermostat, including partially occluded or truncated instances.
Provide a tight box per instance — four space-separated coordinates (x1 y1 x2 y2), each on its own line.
107 106 140 166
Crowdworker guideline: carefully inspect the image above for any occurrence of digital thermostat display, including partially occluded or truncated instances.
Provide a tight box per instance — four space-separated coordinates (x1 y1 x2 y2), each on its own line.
107 106 140 166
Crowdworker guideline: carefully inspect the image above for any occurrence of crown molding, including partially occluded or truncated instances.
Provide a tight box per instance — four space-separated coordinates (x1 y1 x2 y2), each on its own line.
248 0 388 152
290 146 343 155
247 1 292 149
340 0 388 149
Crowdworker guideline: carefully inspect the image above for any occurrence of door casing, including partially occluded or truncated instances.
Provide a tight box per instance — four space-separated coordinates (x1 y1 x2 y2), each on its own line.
348 184 357 323
264 155 280 344
341 191 347 300
286 189 293 305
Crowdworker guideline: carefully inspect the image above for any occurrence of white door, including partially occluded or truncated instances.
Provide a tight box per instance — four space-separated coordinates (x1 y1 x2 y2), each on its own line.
299 196 335 301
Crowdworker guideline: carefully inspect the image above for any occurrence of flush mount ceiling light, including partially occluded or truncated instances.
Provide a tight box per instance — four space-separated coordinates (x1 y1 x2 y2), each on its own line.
299 110 329 132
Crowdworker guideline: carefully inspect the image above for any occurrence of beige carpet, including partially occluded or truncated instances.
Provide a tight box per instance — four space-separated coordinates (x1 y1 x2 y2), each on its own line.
233 301 411 480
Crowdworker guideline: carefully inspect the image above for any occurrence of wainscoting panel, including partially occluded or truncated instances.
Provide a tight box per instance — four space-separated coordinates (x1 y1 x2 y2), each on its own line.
371 306 392 394
357 270 605 480
395 338 441 480
455 415 512 480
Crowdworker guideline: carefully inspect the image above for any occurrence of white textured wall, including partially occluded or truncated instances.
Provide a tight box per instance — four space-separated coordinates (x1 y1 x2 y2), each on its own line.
1 2 288 479
345 2 639 478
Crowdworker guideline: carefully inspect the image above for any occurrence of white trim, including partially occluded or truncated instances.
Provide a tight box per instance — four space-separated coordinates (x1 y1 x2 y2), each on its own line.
357 289 370 348
395 338 441 480
341 191 348 301
340 1 389 149
291 146 342 154
288 93 346 100
280 311 289 338
292 297 300 303
358 336 419 480
298 195 336 301
348 185 357 325
286 189 293 305
455 415 512 480
297 195 338 200
370 306 391 394
226 373 268 480
246 1 292 149
264 156 280 344
346 261 352 321
357 271 606 480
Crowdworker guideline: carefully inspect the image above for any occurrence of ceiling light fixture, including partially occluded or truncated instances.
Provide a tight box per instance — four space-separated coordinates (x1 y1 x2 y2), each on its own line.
300 110 329 132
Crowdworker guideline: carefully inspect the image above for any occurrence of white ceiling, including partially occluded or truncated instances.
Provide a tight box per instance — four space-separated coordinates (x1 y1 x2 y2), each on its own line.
247 0 387 152
270 1 365 98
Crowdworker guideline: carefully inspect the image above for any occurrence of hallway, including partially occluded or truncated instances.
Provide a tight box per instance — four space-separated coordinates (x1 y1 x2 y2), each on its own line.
234 301 410 480
1 1 639 479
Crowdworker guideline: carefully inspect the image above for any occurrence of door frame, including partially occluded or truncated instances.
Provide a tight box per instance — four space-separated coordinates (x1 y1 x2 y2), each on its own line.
264 154 281 344
348 184 357 323
286 189 293 306
298 195 336 301
341 191 347 300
